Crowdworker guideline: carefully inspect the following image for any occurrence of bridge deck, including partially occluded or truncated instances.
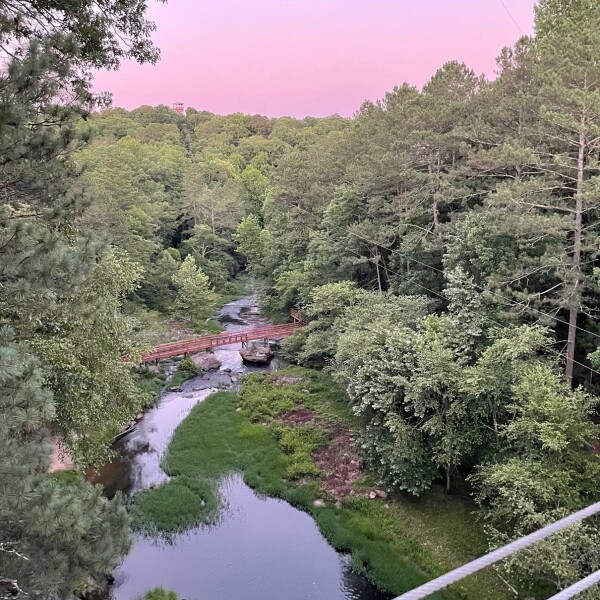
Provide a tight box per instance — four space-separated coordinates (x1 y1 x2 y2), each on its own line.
141 321 302 363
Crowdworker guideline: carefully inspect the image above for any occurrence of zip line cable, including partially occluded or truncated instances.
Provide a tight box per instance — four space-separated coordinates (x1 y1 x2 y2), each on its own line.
276 198 600 344
546 570 600 600
392 501 600 600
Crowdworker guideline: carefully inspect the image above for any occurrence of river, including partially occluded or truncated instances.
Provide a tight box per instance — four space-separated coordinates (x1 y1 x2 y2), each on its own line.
98 295 389 600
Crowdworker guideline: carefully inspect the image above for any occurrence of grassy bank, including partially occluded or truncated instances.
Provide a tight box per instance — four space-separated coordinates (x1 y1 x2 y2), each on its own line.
132 367 513 600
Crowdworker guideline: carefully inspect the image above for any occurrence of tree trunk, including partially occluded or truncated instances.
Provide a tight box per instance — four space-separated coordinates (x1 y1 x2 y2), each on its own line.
446 464 451 493
565 127 585 384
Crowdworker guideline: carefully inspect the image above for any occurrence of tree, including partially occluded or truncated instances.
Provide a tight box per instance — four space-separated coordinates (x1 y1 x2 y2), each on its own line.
239 165 269 217
0 0 159 594
234 215 266 273
32 250 148 467
472 364 600 593
532 2 600 382
1 0 162 69
0 329 130 599
143 588 178 600
172 255 216 325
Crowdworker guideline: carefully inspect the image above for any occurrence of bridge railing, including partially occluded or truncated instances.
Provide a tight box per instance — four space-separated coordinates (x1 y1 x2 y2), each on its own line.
138 312 304 363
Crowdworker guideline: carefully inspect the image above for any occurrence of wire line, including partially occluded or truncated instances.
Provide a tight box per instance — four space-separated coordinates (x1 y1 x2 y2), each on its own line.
498 0 525 35
272 199 600 378
276 198 600 344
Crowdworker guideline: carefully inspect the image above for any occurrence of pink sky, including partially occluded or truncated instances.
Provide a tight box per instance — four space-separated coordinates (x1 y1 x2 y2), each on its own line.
94 0 536 118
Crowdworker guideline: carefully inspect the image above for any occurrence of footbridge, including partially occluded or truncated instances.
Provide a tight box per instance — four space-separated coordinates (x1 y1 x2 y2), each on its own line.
140 309 305 363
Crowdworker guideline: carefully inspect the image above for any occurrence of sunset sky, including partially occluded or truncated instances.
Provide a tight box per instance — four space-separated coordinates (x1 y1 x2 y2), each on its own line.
93 0 537 118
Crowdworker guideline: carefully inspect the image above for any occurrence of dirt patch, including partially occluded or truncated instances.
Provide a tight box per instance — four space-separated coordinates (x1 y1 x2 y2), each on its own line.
50 437 74 472
269 375 305 386
312 427 363 501
165 319 195 341
280 406 317 426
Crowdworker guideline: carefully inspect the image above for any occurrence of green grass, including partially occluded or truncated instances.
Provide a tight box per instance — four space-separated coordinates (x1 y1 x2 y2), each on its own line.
130 476 218 533
131 369 514 600
51 469 83 485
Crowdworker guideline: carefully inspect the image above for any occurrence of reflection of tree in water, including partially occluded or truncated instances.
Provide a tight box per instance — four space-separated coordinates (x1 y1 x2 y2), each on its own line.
339 555 392 600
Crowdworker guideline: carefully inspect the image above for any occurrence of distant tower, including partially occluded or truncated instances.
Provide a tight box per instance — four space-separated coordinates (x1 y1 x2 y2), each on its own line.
172 102 184 115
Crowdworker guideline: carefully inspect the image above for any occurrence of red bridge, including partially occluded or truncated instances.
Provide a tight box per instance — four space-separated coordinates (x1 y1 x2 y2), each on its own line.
140 309 305 363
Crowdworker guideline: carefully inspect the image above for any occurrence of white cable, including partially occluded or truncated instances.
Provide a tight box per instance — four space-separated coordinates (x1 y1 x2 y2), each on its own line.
547 570 600 600
393 502 600 600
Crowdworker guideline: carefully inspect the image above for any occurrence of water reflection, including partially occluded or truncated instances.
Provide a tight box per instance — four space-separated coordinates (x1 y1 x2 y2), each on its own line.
111 475 388 600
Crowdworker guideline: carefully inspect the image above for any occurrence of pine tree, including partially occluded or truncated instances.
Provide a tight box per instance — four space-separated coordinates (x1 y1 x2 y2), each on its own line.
0 329 131 599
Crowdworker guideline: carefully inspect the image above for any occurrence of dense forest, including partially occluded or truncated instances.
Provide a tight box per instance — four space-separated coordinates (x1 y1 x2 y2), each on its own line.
2 0 600 598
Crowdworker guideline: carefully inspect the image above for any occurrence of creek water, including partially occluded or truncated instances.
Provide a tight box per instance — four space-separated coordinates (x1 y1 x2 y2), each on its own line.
99 295 389 600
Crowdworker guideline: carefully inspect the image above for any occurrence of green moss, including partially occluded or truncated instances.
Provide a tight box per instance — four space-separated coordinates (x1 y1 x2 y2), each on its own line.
131 371 513 600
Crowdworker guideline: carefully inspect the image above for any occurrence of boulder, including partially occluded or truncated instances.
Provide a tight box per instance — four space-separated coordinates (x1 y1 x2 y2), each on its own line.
375 489 388 499
313 499 326 508
192 353 222 371
368 491 377 500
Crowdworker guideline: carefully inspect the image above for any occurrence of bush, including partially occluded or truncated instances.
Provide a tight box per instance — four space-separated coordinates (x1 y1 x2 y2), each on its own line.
169 356 200 387
142 588 178 600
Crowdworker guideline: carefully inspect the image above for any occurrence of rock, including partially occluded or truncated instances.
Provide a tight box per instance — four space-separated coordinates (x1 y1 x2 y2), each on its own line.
230 376 238 383
135 413 144 422
168 386 183 393
185 393 194 398
147 364 161 374
200 499 206 507
192 353 222 371
374 489 388 499
368 491 377 500
240 347 274 363
301 388 310 394
335 501 343 509
223 367 232 373
313 499 326 508
236 408 242 412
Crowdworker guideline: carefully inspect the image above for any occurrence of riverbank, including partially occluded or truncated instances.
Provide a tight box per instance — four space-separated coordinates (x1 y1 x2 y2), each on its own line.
133 366 514 600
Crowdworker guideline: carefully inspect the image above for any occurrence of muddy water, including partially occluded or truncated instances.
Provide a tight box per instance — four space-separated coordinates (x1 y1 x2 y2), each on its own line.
102 295 389 600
